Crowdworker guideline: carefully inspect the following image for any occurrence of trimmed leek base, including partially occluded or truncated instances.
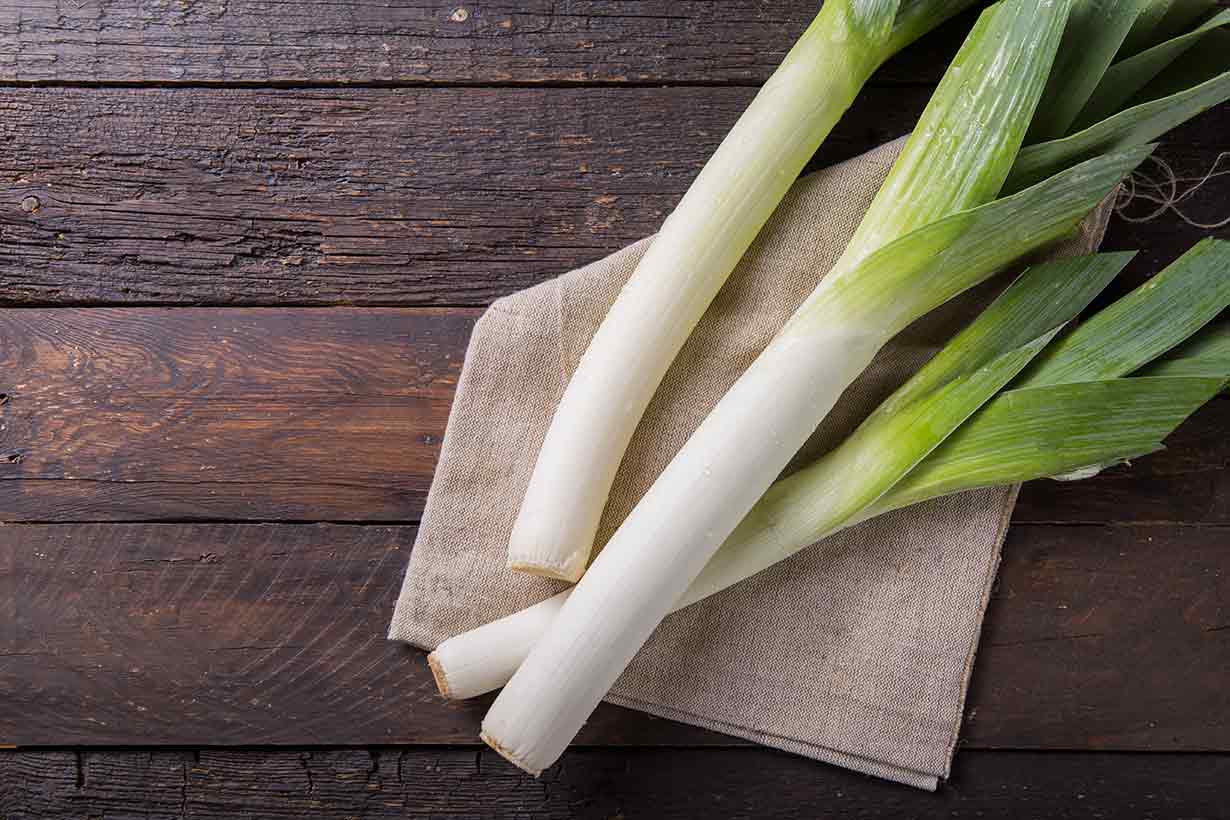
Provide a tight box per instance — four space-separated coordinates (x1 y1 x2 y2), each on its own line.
481 729 544 777
426 652 453 699
427 592 569 701
506 554 583 583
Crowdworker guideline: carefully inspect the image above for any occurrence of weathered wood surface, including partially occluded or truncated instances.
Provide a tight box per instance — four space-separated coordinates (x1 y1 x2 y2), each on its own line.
0 85 913 306
0 308 474 521
3 748 1229 819
965 523 1230 750
2 85 1226 306
0 0 977 85
1 521 1226 747
1 307 1224 523
3 0 1230 805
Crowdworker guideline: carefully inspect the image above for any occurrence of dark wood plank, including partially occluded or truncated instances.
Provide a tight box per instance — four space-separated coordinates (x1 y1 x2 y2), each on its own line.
2 521 1226 748
2 307 1224 524
0 522 725 747
0 308 474 522
0 85 910 307
966 523 1230 750
3 85 1225 307
0 0 976 85
2 749 1229 818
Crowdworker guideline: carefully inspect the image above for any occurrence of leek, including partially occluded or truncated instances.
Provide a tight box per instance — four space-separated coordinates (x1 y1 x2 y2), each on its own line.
435 250 1130 701
430 240 1230 702
507 0 977 582
480 0 1113 774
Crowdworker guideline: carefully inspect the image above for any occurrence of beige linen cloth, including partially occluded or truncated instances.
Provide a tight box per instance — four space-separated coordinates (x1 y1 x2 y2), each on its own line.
389 136 1113 790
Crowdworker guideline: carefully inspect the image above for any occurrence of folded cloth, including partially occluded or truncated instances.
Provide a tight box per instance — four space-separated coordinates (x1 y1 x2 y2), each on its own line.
388 136 1113 790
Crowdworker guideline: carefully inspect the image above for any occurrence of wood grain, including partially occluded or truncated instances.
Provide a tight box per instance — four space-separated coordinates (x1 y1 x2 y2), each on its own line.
0 0 976 85
0 308 474 522
2 307 1224 524
967 523 1230 750
2 521 1226 748
0 85 910 306
2 748 1229 819
2 85 1226 307
0 522 729 747
3 0 1227 806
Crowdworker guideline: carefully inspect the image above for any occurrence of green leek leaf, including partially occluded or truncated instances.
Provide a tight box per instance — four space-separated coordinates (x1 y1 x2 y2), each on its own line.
1028 0 1151 142
1073 7 1230 130
1135 322 1230 381
836 0 1072 269
1153 0 1223 41
878 376 1222 511
1122 0 1180 55
1005 65 1230 192
824 145 1152 328
1017 237 1230 386
845 0 905 40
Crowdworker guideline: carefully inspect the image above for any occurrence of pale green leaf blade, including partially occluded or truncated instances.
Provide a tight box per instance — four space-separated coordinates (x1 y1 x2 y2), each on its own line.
1073 7 1230 130
878 376 1223 511
891 251 1135 406
1122 0 1219 54
1005 65 1230 192
1028 0 1152 143
886 0 985 51
839 0 1072 266
1122 0 1179 54
844 0 905 40
825 145 1151 329
1154 0 1223 38
1129 26 1230 99
1135 322 1230 380
1017 237 1230 386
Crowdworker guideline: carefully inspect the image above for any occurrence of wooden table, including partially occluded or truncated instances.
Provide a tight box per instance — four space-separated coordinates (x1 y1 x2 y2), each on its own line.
1 2 1228 816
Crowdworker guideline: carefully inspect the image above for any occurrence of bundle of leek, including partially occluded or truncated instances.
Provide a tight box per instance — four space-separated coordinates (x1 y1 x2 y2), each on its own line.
480 0 1123 773
431 239 1230 701
508 0 980 582
474 0 1230 775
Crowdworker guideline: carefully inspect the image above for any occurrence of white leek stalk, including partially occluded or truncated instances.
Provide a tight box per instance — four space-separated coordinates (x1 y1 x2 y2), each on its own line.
507 0 976 581
481 0 1089 773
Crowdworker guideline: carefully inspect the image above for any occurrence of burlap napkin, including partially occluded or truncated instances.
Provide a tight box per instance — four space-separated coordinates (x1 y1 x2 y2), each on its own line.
389 136 1113 790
